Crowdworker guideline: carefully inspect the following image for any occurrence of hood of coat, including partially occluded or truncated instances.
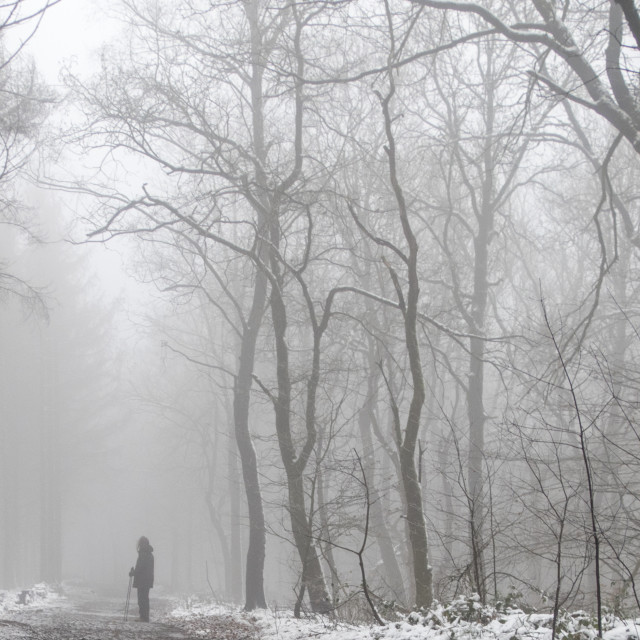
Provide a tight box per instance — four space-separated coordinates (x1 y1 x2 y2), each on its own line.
137 536 153 553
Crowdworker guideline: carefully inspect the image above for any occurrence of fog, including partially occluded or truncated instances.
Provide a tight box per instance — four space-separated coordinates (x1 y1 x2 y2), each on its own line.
1 0 640 620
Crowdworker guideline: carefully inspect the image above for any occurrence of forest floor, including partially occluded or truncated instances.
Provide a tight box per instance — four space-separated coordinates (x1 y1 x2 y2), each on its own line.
1 583 640 640
0 583 251 640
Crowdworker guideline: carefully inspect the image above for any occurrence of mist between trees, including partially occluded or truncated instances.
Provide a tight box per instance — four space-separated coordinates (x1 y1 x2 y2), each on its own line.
2 0 640 627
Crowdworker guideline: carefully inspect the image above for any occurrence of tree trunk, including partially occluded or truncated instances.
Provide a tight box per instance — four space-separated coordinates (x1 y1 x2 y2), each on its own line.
465 41 497 602
358 347 407 603
316 453 340 604
228 430 243 603
288 470 331 613
379 73 432 608
232 0 275 610
233 271 268 610
268 267 331 613
467 332 487 599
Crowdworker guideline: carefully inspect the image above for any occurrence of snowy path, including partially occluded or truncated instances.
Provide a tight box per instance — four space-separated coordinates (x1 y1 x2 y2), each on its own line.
0 588 195 640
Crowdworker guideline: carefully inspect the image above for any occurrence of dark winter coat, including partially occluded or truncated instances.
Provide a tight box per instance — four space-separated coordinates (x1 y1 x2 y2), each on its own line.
133 543 154 589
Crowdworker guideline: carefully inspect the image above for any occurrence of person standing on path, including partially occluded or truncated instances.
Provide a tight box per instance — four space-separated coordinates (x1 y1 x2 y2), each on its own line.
129 536 154 622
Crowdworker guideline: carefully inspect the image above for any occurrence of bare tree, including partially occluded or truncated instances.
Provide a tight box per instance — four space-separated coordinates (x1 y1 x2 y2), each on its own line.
411 0 640 156
347 3 433 607
0 0 58 312
63 0 355 612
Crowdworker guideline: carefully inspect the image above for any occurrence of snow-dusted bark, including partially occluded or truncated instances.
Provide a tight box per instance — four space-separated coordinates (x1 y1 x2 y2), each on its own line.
412 0 640 155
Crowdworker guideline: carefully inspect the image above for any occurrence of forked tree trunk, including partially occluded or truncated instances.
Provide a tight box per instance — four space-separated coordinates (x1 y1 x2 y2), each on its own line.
268 269 332 613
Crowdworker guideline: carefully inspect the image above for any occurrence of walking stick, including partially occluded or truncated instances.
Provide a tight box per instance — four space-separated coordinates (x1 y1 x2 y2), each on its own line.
124 572 133 621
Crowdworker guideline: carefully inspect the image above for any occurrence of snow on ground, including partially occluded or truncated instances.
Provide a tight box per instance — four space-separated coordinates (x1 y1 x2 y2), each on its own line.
168 594 640 640
0 583 63 615
0 583 189 639
1 584 640 640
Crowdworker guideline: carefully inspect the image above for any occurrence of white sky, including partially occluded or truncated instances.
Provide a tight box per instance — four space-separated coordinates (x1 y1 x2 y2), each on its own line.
10 1 136 300
21 0 120 85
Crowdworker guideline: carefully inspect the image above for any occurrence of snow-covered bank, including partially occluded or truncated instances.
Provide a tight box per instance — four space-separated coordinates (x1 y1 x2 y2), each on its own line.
168 595 640 640
2 584 639 640
0 583 63 615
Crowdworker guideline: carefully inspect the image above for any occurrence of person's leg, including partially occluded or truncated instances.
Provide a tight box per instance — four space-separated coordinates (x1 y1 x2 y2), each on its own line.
138 588 150 621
